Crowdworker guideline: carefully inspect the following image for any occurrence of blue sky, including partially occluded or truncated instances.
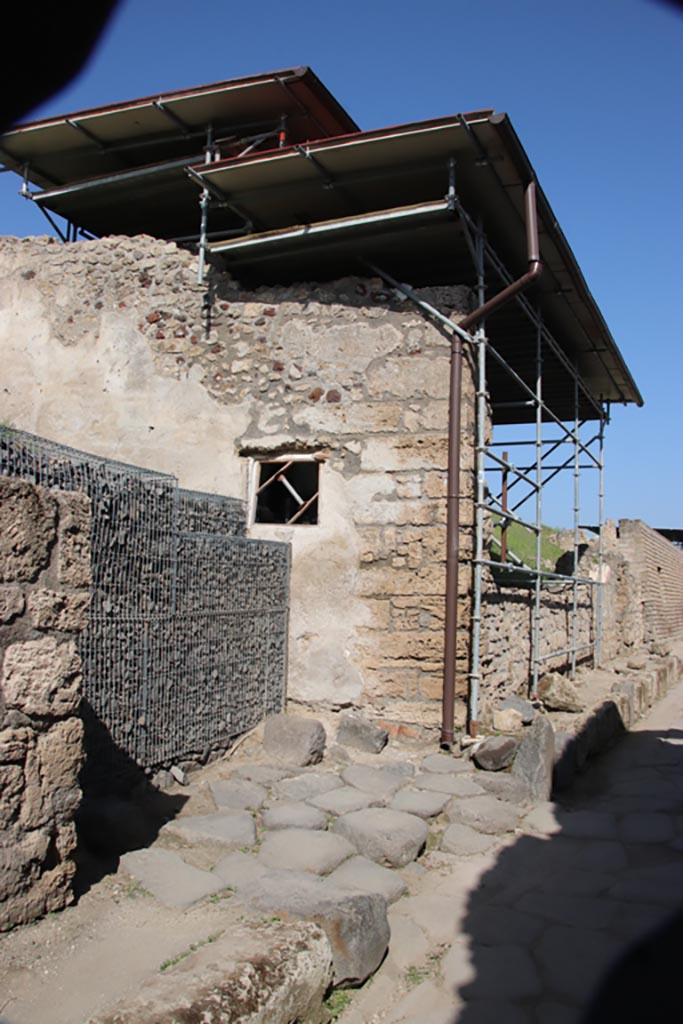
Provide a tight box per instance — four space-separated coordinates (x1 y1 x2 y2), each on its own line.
1 0 680 528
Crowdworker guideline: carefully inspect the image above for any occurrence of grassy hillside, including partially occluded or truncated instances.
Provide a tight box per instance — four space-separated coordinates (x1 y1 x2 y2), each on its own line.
490 519 566 571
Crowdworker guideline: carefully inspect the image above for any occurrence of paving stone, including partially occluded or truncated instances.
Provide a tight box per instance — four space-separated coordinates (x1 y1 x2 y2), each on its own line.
618 811 675 843
440 823 496 856
263 713 326 766
258 828 355 875
473 736 520 771
444 794 521 834
561 810 618 840
119 848 225 908
535 925 617 1001
161 811 256 848
464 904 545 946
262 801 328 831
384 979 460 1024
608 863 683 904
307 785 384 815
512 715 555 801
336 711 389 753
341 765 409 798
272 771 344 802
413 772 485 797
461 943 543 1000
230 764 293 785
389 788 449 818
332 808 428 867
473 772 530 803
516 891 617 930
211 850 268 888
209 778 267 811
393 891 463 945
383 912 430 971
238 873 389 987
421 753 470 774
379 761 416 778
534 1002 579 1024
521 802 561 836
327 855 407 904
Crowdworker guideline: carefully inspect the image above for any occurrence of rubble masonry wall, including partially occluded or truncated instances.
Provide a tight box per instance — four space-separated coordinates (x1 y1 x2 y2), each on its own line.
0 477 91 930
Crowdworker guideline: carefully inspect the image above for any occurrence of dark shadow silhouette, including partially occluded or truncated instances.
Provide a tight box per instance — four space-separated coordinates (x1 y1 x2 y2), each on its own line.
73 699 187 898
438 721 683 1023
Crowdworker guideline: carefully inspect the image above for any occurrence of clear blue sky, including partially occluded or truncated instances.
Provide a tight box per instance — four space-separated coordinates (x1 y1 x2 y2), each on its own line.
1 0 680 528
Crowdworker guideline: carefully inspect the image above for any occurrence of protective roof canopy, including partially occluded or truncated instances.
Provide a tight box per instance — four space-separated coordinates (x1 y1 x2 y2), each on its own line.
0 70 642 421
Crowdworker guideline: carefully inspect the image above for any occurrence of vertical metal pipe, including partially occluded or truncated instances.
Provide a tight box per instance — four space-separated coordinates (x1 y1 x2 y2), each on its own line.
531 316 543 696
500 451 509 565
440 330 463 748
197 125 213 285
571 372 580 677
469 324 487 737
595 413 606 666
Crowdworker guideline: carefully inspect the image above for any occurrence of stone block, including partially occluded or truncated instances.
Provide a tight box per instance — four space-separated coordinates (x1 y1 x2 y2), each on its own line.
0 584 25 623
537 672 583 712
473 736 520 772
161 811 256 849
440 823 495 856
119 848 226 908
1 636 81 717
444 794 521 834
55 491 92 587
263 713 326 766
262 801 328 831
341 765 408 799
258 829 355 875
512 715 555 802
413 772 485 797
272 771 343 803
0 479 56 583
336 711 389 753
492 708 524 733
308 786 383 815
27 588 90 632
499 694 537 724
238 873 389 987
332 808 428 867
389 788 449 819
209 779 267 811
326 855 407 904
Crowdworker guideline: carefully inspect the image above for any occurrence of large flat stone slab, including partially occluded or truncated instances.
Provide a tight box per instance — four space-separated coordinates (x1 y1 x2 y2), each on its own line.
444 795 521 834
389 788 449 819
161 811 256 848
308 786 384 816
89 919 333 1024
413 772 485 797
440 822 496 856
421 753 470 774
211 850 269 889
238 873 389 987
258 829 355 875
209 779 267 811
119 848 225 908
341 765 409 799
326 855 407 904
272 771 344 803
332 808 428 867
262 801 328 831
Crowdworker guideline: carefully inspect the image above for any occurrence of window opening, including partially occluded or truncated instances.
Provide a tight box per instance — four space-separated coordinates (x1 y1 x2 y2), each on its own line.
252 455 321 525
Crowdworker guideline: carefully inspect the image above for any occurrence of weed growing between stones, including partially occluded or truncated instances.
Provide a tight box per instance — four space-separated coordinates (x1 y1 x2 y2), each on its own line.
159 931 223 972
324 989 352 1019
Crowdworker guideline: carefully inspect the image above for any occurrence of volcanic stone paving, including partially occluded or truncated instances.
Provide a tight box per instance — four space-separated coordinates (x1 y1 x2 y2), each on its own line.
118 682 683 1022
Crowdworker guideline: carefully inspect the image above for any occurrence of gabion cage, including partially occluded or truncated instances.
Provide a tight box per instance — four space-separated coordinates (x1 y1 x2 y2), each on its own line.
0 427 290 778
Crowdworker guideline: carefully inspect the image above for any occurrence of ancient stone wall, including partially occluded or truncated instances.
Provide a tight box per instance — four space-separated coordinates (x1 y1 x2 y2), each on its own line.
0 478 91 930
0 235 477 728
618 520 683 643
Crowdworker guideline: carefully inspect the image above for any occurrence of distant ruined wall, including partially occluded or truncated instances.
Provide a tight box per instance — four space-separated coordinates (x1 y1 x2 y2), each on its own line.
0 478 91 930
0 235 477 728
618 520 683 643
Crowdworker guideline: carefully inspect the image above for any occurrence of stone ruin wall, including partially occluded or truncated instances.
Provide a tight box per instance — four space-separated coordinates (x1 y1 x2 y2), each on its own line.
0 235 477 730
480 517 683 709
0 478 91 930
618 519 683 643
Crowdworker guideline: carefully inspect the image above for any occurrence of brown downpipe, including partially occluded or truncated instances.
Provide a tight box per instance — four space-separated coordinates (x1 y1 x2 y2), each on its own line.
440 181 542 748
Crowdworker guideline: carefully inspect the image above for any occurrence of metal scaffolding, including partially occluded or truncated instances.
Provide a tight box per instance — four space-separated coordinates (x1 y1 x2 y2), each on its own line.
459 202 608 729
